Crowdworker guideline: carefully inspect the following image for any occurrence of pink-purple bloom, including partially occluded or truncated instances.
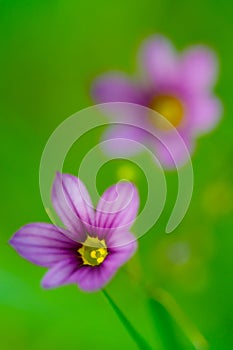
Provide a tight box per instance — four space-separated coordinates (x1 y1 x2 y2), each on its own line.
92 35 222 168
9 173 138 292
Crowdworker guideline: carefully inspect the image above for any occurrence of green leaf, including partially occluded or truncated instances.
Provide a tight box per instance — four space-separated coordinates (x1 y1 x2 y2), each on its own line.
148 298 182 350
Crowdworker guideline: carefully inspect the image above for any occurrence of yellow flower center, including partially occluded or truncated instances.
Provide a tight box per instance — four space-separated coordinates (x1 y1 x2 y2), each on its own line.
78 236 108 266
149 94 184 130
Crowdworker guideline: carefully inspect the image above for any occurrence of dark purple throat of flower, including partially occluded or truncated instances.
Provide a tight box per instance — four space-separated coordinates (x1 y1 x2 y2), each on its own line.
78 236 108 266
149 94 185 130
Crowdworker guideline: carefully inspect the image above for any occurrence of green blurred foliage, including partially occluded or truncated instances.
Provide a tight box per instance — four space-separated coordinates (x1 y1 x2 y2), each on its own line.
0 0 233 349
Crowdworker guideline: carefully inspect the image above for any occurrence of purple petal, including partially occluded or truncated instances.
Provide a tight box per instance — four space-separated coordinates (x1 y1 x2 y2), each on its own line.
52 173 95 241
106 231 137 249
180 46 218 91
41 258 79 288
101 125 146 157
108 236 137 266
139 35 178 87
9 223 77 267
188 95 222 134
70 265 112 292
71 238 137 291
153 131 194 169
95 182 139 238
92 73 145 104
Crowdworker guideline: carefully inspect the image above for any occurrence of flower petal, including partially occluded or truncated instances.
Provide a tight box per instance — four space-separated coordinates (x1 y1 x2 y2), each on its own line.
107 236 138 267
70 265 112 292
180 46 218 91
9 223 77 267
106 231 137 249
139 35 177 87
52 173 95 241
41 258 79 288
101 125 146 157
153 131 194 169
188 95 222 134
92 73 145 104
95 182 139 238
71 238 137 292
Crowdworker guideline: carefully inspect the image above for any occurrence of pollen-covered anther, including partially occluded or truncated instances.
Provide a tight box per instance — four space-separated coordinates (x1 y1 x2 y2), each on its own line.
78 236 108 266
149 94 185 129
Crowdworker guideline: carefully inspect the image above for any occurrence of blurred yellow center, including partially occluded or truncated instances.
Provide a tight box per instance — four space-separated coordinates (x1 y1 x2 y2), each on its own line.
149 94 184 129
78 236 108 266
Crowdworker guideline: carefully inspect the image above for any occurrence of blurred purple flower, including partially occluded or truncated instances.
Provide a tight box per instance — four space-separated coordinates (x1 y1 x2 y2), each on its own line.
9 173 138 292
92 35 222 168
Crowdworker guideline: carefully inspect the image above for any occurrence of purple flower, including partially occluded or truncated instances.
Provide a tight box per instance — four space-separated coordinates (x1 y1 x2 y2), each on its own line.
92 35 222 168
9 173 138 292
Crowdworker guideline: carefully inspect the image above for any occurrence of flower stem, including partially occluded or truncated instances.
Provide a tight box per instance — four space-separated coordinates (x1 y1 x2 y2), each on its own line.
102 289 152 350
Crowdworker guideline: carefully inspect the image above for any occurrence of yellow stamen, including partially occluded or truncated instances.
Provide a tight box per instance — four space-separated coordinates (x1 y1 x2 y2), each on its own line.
149 94 184 130
90 250 97 259
78 236 108 266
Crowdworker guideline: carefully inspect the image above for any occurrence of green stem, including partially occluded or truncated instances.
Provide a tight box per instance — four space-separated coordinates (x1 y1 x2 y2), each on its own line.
102 289 152 350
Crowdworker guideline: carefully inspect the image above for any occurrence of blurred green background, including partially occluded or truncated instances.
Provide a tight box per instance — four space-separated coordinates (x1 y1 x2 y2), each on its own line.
1 0 233 349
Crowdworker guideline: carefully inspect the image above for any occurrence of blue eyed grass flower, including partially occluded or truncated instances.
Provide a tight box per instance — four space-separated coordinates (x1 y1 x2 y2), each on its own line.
92 35 222 168
9 172 139 292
